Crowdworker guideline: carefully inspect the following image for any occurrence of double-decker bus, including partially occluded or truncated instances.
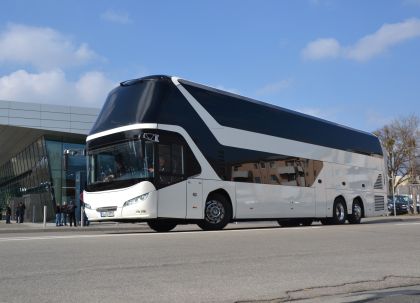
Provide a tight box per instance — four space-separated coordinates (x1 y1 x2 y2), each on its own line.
83 75 387 232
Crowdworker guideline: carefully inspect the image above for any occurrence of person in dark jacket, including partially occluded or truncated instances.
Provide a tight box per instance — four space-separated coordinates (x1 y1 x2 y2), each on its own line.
18 202 25 223
5 205 11 224
68 201 77 227
55 205 62 226
61 203 68 226
15 204 20 223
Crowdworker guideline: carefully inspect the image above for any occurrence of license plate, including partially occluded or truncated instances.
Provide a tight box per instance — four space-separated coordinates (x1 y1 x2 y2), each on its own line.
100 211 115 217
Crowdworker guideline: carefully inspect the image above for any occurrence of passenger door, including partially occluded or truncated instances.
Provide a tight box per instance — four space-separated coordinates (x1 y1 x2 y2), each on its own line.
156 143 187 219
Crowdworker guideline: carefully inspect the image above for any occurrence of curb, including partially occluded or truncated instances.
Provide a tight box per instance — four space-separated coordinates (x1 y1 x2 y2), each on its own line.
0 224 151 234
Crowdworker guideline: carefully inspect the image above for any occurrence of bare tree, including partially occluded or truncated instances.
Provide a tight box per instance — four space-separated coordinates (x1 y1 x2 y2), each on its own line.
374 115 419 198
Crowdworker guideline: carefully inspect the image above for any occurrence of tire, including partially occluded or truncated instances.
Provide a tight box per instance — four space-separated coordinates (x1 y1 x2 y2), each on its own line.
332 197 347 225
348 200 363 224
147 219 177 232
197 193 232 231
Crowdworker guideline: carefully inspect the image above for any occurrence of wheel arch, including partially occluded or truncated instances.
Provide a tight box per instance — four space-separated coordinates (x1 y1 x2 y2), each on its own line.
206 188 233 221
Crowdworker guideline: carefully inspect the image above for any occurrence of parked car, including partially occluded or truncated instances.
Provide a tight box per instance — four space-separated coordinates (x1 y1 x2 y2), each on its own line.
387 195 410 215
410 199 420 213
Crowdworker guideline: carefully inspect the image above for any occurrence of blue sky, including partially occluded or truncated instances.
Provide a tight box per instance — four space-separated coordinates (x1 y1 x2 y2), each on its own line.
0 0 419 132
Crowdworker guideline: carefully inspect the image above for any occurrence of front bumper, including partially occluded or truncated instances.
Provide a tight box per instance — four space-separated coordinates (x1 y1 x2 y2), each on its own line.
84 182 158 221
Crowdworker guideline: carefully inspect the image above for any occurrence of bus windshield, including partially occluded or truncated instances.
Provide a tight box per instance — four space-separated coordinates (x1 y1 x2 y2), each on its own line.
87 139 155 189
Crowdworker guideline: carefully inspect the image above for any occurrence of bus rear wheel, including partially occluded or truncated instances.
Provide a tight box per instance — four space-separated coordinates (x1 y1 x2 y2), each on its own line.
332 197 347 225
348 200 363 224
147 219 177 232
197 193 231 231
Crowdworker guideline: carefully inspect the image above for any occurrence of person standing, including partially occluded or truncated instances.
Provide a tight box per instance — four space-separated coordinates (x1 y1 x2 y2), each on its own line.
5 205 11 224
18 202 25 223
55 205 61 226
61 202 68 226
68 201 77 227
15 204 20 223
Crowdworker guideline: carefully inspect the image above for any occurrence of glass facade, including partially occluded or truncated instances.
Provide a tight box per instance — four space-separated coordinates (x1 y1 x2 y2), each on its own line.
0 136 86 222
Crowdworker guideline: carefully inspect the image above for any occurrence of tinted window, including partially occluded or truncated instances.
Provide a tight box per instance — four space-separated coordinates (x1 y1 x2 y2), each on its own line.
231 156 323 187
90 80 169 135
155 142 199 189
86 129 201 191
180 80 383 156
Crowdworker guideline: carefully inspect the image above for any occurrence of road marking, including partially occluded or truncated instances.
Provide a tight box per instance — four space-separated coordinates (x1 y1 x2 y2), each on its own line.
0 226 322 242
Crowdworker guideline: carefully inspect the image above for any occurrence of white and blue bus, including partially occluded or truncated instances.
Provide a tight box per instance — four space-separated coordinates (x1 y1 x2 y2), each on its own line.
83 75 387 232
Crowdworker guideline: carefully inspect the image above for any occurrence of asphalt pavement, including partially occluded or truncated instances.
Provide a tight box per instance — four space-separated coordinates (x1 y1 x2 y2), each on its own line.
1 216 420 303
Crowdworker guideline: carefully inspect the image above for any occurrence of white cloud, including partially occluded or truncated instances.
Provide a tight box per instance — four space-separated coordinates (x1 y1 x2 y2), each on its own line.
345 18 420 61
256 79 293 96
101 10 133 24
0 69 116 106
302 18 420 61
75 71 116 104
0 24 98 70
302 38 341 60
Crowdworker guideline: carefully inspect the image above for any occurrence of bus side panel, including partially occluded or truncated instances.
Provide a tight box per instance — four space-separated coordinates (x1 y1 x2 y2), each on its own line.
323 161 386 218
157 181 187 219
235 183 315 219
235 183 291 219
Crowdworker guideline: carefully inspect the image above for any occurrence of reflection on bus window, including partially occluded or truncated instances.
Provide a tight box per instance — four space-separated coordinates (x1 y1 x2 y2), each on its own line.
231 157 323 187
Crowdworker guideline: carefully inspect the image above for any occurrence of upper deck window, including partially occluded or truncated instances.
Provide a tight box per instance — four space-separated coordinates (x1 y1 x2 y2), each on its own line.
90 80 168 135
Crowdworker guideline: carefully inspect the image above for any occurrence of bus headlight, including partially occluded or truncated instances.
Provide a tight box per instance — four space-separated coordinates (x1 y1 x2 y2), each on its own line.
123 193 149 207
84 203 92 210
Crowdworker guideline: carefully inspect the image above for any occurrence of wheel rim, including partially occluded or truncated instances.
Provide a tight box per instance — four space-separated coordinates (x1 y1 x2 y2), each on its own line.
205 200 225 224
336 203 345 221
353 204 362 220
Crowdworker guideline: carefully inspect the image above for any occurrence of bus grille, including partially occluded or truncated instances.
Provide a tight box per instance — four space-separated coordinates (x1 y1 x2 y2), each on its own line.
96 206 117 212
374 195 385 211
374 174 383 189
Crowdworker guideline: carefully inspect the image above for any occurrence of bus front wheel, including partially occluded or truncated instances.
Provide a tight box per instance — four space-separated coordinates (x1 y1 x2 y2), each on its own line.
197 193 232 231
147 219 177 232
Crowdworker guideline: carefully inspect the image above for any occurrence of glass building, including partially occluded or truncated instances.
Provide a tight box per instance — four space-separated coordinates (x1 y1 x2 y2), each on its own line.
0 100 99 222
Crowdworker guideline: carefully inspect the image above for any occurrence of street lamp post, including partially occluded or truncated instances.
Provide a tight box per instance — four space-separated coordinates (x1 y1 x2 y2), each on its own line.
389 150 396 217
391 174 396 217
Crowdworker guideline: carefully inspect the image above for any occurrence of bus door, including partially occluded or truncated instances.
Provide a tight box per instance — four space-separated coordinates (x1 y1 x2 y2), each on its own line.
186 179 203 219
155 143 187 219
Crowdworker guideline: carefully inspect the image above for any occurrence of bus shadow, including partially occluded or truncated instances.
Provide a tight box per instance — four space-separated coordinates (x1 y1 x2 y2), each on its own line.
103 224 320 235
